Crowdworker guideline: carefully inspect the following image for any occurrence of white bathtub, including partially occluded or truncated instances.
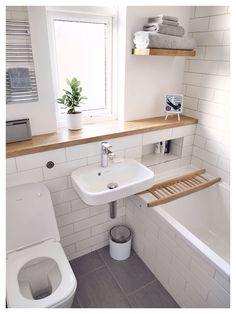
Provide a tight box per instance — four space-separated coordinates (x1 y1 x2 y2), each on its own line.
157 182 230 276
126 182 230 307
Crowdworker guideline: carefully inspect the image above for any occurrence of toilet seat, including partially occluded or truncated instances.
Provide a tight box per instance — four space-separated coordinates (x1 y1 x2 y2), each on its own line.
6 240 77 308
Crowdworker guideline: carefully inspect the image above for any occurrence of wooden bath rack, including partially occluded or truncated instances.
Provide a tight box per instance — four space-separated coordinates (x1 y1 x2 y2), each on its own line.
138 169 221 207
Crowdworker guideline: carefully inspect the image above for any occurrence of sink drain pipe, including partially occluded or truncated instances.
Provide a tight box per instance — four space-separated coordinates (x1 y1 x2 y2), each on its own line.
107 182 118 219
109 201 117 219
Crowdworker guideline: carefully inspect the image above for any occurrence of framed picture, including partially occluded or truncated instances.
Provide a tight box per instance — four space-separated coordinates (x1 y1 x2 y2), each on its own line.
165 94 183 113
164 94 183 121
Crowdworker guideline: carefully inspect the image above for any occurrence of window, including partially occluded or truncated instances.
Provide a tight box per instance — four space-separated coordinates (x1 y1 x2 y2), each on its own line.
48 11 115 124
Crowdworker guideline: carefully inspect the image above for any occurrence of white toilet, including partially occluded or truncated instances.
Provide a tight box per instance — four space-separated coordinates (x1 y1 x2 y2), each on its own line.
6 183 77 308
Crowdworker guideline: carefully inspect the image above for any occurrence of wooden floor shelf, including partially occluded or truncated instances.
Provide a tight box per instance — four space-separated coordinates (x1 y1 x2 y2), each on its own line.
138 169 221 207
132 48 196 56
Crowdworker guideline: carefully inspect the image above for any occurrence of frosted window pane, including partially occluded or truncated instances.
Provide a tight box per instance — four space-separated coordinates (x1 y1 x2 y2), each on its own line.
54 20 106 111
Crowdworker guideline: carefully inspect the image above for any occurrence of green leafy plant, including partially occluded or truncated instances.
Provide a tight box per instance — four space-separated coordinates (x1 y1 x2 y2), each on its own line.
57 78 87 114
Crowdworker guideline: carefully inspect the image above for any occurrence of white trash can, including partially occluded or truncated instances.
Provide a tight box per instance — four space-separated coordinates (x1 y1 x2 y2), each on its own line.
109 225 131 261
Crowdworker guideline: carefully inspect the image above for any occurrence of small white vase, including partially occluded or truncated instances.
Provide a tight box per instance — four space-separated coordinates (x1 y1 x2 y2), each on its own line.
66 112 82 130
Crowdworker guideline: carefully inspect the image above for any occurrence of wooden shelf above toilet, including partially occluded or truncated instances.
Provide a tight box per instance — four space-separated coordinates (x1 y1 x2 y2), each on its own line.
132 48 196 56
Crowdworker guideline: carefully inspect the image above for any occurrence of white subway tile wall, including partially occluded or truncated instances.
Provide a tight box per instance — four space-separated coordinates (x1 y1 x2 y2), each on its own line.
6 127 196 260
7 168 44 187
16 148 66 171
183 6 230 184
6 158 17 174
125 195 230 308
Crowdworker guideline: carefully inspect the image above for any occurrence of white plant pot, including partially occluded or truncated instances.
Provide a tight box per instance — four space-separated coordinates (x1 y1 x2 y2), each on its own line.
66 112 82 130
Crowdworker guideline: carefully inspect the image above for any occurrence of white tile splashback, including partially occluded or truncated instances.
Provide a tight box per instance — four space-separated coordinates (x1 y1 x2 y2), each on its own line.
66 141 101 161
42 158 87 180
16 148 66 171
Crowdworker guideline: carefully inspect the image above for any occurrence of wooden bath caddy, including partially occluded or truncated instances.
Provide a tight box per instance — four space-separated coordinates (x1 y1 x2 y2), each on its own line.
138 169 221 207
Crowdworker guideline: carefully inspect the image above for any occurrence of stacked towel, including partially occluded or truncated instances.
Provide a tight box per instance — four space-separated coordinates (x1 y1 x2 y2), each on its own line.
143 14 184 37
133 32 196 50
149 15 178 22
133 13 196 50
143 23 184 36
154 19 179 26
148 15 179 26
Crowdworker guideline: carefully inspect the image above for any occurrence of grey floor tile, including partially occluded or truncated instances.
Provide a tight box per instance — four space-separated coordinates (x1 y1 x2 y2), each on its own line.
98 246 155 294
128 280 179 308
70 250 104 277
76 266 130 308
71 295 81 308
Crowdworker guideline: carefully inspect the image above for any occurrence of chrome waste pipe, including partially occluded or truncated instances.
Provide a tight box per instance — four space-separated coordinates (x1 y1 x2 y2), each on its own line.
109 201 117 219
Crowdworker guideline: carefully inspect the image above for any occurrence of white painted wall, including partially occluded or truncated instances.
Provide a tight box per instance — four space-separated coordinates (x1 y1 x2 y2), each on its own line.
6 6 57 135
183 6 230 184
124 6 191 121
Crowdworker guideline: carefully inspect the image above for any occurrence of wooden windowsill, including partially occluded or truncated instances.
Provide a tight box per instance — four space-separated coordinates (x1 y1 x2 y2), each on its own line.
6 115 197 158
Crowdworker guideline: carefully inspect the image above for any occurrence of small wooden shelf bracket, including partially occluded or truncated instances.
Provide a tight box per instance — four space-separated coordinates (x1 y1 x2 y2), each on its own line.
138 169 221 207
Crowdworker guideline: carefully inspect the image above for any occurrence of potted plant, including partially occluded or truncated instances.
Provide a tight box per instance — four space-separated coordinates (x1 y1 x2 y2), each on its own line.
57 78 87 130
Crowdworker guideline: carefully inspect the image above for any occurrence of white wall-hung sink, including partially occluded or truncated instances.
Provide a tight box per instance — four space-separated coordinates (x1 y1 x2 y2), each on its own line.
71 159 154 206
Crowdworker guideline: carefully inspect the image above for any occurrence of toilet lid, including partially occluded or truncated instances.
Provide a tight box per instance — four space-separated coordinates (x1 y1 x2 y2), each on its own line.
7 183 60 254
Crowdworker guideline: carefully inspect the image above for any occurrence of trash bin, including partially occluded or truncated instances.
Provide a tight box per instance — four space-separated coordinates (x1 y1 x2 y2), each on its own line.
109 225 132 261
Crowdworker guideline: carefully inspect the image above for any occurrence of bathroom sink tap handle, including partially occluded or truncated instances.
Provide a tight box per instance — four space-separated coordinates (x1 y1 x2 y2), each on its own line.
108 151 115 160
101 141 112 151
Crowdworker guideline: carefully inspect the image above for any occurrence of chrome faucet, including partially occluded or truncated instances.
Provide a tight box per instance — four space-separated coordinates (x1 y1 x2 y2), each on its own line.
101 142 115 167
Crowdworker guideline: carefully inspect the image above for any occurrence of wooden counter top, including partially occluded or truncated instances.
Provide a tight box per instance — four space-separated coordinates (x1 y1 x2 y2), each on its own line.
6 115 197 158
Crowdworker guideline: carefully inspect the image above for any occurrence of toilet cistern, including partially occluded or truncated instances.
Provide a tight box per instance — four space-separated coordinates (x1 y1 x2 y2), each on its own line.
101 141 115 167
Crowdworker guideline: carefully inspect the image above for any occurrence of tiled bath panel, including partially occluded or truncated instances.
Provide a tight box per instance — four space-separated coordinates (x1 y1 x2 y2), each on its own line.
6 125 196 260
70 247 179 308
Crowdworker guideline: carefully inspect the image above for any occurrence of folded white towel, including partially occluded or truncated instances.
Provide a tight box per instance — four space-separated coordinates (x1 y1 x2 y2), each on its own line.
134 31 196 50
143 23 185 37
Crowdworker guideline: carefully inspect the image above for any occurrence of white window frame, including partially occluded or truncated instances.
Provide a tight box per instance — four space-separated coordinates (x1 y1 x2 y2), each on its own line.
47 9 117 126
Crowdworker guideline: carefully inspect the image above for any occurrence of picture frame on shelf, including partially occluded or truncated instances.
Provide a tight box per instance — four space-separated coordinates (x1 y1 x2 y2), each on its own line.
164 94 183 121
